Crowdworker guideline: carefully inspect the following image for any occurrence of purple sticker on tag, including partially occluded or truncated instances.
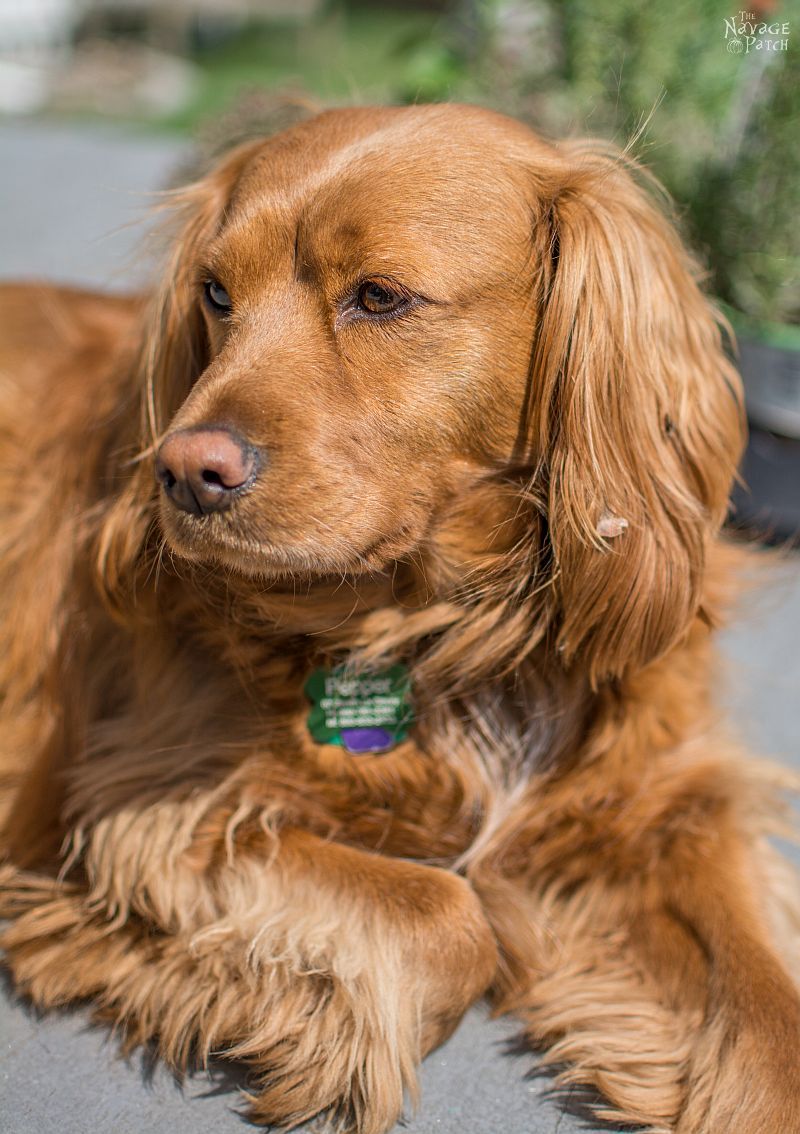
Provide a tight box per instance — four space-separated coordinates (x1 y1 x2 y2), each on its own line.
340 727 395 754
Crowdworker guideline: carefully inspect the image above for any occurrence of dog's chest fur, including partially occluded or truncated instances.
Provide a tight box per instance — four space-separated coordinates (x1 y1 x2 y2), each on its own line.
74 605 571 875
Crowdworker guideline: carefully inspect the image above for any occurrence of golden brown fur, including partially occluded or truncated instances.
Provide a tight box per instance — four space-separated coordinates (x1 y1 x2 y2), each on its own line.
1 104 799 1133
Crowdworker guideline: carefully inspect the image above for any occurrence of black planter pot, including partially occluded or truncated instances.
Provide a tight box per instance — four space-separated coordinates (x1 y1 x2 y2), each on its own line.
727 313 800 543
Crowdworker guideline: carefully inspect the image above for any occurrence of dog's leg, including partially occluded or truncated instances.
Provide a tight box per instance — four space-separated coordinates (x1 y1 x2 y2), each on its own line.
0 825 497 1134
665 828 800 1134
472 755 800 1134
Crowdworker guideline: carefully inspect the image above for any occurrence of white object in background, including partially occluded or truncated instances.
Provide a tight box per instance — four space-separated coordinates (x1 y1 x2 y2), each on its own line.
0 0 81 113
0 0 79 54
0 59 51 111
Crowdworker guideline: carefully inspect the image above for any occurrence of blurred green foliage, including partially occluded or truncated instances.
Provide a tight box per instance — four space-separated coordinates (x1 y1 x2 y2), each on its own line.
164 3 454 129
446 0 799 323
695 46 799 324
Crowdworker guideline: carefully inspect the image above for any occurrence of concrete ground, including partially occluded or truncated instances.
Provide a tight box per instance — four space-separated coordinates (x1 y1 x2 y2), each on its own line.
0 121 799 1134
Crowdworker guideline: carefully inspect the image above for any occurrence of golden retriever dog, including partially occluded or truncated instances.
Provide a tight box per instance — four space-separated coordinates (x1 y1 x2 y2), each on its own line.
1 103 799 1134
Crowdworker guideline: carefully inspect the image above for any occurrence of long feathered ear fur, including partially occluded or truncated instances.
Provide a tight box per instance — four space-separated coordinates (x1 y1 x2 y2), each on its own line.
526 141 745 684
95 141 263 613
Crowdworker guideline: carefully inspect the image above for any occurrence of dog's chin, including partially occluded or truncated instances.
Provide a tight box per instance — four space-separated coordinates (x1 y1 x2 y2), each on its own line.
158 508 420 584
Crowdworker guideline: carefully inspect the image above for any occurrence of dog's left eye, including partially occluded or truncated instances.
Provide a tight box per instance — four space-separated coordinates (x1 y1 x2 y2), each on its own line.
356 281 407 316
203 278 232 314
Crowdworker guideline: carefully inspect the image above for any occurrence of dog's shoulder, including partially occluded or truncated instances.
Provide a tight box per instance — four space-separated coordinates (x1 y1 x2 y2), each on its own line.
0 281 146 481
0 282 142 388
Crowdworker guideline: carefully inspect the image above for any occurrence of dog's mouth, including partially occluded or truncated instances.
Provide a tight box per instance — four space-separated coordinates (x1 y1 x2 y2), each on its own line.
157 500 420 582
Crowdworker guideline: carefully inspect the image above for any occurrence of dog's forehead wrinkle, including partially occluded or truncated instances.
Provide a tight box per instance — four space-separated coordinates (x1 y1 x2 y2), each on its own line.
227 127 405 233
212 204 296 273
219 118 530 274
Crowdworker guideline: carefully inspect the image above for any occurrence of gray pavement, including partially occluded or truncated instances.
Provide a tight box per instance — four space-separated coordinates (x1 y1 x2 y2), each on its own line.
0 120 185 292
1 121 799 1134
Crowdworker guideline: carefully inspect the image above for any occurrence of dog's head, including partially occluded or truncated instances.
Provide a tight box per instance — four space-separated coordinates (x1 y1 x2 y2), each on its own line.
109 105 744 682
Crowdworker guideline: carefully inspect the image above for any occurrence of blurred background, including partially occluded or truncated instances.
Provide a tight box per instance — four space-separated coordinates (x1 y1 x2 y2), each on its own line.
0 0 798 536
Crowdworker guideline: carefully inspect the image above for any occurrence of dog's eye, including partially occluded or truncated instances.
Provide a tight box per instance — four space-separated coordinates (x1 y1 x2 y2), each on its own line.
203 278 232 314
357 281 406 316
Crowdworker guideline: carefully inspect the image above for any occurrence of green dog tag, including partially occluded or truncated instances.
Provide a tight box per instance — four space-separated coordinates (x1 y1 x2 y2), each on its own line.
305 664 413 754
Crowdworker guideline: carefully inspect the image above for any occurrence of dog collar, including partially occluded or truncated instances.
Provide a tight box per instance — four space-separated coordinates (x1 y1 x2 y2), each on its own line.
304 664 413 754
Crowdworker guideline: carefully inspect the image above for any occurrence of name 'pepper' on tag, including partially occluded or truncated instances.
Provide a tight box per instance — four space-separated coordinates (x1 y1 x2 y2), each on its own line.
304 664 413 754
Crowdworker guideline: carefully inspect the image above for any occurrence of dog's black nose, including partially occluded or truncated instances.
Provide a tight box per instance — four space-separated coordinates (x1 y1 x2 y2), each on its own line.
156 427 258 516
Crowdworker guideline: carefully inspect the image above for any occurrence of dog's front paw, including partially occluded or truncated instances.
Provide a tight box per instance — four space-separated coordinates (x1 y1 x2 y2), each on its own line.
235 970 414 1133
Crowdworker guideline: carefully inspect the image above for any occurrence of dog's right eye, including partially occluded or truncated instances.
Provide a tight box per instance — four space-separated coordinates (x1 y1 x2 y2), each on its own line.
357 280 407 316
203 278 232 315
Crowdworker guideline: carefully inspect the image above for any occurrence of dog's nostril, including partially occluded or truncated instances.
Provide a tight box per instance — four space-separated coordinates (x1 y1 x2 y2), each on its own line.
156 427 259 517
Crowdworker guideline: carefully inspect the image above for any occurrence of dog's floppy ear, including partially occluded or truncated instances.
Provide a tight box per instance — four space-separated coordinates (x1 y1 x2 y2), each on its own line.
95 140 263 609
526 143 745 683
143 139 265 437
